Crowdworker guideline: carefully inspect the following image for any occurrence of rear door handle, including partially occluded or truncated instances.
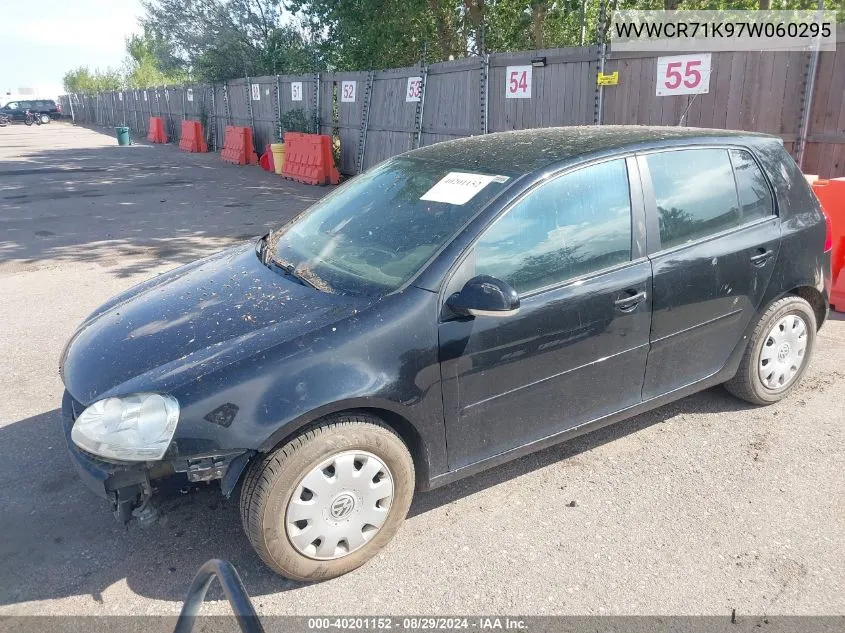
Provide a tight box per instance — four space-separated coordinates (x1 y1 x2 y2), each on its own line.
750 249 774 266
614 290 647 311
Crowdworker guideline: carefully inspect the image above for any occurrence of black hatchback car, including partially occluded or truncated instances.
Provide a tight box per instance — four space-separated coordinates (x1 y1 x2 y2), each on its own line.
61 126 831 581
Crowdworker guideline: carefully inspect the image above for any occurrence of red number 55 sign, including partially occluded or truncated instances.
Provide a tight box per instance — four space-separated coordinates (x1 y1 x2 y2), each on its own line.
656 54 711 96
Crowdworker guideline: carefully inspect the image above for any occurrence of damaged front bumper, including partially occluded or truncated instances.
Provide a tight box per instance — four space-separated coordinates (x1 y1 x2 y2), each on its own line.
62 391 252 523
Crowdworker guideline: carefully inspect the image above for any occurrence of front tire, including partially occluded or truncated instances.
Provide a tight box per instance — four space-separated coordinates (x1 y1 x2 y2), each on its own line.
240 413 415 581
725 295 816 405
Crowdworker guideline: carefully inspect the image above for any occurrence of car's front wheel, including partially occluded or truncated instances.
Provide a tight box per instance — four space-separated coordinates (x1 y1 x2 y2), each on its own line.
725 295 817 405
240 413 415 581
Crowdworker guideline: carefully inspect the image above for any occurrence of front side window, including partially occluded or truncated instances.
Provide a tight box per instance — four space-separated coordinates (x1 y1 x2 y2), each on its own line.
646 148 741 249
730 149 774 222
474 159 633 294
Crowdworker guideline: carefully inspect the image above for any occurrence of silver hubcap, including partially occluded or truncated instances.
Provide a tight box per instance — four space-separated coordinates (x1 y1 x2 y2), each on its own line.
758 314 808 390
285 450 393 560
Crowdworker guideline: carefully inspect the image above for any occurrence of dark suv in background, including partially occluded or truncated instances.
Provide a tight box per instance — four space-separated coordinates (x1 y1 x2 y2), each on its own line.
1 99 61 121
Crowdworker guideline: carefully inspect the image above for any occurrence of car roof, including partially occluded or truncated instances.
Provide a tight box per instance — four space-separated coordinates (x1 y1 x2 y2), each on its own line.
405 125 777 175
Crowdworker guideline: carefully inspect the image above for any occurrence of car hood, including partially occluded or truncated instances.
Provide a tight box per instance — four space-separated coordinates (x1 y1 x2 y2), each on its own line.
62 242 371 404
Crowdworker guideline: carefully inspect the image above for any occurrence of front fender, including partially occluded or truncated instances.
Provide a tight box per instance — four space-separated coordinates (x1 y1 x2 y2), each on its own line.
172 286 449 482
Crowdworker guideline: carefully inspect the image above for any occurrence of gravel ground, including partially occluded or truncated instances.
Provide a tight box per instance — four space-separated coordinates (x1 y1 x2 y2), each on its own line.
0 123 843 617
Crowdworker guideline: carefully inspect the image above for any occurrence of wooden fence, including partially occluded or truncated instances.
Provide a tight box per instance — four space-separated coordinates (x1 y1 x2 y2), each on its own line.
61 25 844 178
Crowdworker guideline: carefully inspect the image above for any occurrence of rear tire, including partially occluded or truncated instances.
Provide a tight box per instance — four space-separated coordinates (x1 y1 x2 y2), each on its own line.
240 413 415 581
725 296 816 405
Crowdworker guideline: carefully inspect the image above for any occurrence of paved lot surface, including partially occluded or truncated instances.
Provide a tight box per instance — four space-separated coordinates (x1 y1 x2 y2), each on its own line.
0 123 843 617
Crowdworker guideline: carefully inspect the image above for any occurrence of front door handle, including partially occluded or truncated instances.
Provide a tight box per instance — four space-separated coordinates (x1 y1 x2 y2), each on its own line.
750 249 774 267
614 290 647 312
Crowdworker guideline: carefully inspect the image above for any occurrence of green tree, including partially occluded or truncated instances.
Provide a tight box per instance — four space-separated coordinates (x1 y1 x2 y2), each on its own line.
141 0 320 80
124 29 187 88
62 66 124 93
288 0 433 70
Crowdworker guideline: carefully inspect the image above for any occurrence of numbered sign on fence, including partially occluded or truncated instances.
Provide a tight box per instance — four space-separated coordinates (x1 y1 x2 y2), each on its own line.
656 54 711 96
251 83 261 101
506 65 532 99
406 77 422 102
291 82 303 101
186 88 193 102
341 81 357 103
118 92 123 101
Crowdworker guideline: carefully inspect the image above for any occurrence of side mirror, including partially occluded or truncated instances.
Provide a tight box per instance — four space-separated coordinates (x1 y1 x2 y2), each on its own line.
446 275 520 318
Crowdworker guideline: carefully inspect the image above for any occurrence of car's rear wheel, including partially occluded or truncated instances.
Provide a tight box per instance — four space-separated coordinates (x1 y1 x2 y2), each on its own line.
240 413 415 581
725 295 816 405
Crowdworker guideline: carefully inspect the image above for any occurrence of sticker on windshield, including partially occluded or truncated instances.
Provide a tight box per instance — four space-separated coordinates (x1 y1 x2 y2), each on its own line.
420 172 497 205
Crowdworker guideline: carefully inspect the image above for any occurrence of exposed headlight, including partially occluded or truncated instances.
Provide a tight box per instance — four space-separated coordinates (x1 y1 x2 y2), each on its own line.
71 393 179 462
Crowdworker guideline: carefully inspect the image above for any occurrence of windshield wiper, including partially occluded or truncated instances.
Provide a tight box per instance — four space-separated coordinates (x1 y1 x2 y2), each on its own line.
270 258 319 289
257 238 318 290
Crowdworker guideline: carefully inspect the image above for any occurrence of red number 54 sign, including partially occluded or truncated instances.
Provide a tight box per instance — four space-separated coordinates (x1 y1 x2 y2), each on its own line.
656 54 711 96
506 65 532 99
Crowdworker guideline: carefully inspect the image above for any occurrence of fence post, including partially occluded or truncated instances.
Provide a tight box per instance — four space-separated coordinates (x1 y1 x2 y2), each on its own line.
210 84 217 151
245 75 255 139
165 86 174 141
133 91 140 132
313 72 321 134
356 71 375 173
223 83 231 126
275 75 282 141
796 36 822 169
480 54 489 135
593 0 608 125
413 64 429 149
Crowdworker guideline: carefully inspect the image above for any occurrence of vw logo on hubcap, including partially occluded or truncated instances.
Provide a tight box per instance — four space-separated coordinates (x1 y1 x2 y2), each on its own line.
330 493 356 520
777 343 791 361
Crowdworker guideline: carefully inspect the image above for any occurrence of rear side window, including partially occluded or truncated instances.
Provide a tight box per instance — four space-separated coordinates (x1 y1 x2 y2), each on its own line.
475 159 632 294
730 149 774 221
646 148 740 249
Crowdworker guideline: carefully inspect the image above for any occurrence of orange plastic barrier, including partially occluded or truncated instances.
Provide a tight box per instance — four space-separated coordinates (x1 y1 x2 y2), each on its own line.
259 144 275 172
281 132 340 186
147 117 167 144
811 178 845 312
220 126 258 166
178 120 208 153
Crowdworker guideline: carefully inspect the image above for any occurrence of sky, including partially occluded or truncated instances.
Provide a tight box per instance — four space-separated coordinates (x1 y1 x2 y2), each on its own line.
0 0 143 101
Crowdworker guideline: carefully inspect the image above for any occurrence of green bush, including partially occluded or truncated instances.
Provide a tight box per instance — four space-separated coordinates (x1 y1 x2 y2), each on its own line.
277 108 311 141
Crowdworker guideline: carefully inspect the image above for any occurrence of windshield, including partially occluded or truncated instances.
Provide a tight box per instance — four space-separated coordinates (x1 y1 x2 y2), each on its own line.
269 157 513 295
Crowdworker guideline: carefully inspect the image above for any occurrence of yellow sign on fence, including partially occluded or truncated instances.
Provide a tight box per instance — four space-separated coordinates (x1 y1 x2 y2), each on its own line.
597 71 619 86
